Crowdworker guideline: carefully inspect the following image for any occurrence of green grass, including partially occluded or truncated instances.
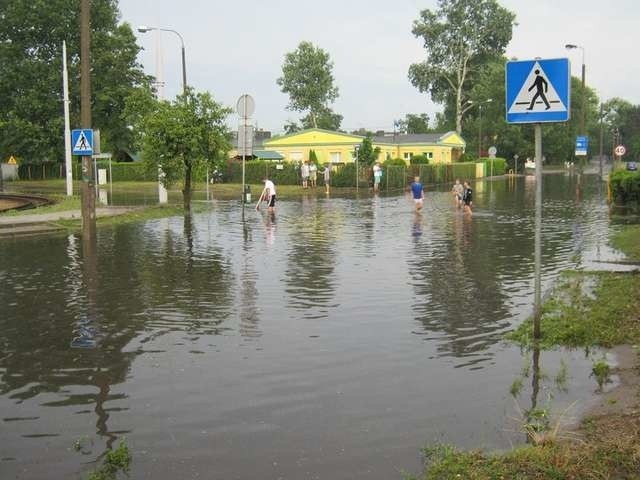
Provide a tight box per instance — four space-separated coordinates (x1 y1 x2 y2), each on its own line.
87 440 131 480
612 224 640 261
506 270 640 349
0 194 81 216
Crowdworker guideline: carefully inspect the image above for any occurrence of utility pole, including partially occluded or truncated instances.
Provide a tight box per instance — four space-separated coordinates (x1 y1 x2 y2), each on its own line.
80 0 96 238
533 123 543 342
598 103 604 179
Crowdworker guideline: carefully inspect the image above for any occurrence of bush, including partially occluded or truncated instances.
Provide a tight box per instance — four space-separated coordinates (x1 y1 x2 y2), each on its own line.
331 163 356 187
458 152 477 163
410 154 429 165
223 160 300 185
480 157 507 176
383 158 407 167
610 169 640 203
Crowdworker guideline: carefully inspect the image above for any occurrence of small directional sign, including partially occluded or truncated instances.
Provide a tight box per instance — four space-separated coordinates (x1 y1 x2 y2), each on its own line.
575 136 588 156
71 129 93 156
506 58 571 124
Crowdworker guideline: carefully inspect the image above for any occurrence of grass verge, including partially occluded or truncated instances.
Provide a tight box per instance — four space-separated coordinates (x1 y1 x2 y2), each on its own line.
0 194 81 216
410 224 640 479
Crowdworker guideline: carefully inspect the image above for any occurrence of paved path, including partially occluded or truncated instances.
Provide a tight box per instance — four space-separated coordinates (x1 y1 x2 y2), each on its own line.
0 207 139 238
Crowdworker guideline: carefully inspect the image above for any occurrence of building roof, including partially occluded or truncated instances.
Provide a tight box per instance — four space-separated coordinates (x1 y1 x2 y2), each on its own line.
253 150 284 160
372 132 462 145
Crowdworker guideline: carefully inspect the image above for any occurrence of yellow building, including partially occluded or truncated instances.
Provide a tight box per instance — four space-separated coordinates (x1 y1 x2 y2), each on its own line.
261 128 466 164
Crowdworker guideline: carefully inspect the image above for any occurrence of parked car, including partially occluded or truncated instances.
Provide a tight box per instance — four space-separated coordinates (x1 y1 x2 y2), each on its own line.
626 162 638 171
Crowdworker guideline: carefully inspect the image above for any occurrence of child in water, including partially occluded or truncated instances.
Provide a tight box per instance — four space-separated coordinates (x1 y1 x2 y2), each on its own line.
462 180 473 215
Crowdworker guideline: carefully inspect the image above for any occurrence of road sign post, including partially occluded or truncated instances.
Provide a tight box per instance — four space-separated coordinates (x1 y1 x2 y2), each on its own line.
506 57 571 344
237 94 255 209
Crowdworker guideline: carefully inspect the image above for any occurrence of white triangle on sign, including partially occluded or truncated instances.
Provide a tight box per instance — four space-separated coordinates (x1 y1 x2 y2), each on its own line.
74 131 91 152
508 62 567 114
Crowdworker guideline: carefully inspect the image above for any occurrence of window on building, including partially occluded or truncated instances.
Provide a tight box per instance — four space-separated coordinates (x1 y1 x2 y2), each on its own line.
403 152 414 160
424 152 433 159
330 152 341 163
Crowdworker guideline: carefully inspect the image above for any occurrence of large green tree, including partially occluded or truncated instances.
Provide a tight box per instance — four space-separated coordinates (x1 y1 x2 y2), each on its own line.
396 113 432 134
277 41 340 129
0 0 152 163
408 0 516 135
603 98 640 160
141 89 231 211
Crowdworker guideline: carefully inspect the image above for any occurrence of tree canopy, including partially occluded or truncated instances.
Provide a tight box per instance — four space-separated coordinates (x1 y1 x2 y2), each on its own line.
0 0 152 163
396 114 432 134
277 41 340 130
141 89 231 210
408 0 516 134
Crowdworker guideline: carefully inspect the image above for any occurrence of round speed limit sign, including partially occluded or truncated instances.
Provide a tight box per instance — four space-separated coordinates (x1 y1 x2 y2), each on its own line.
614 145 626 156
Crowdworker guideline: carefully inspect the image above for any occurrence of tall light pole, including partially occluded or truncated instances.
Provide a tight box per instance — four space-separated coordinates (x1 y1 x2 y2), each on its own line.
467 99 493 158
565 44 585 137
138 26 187 204
138 26 187 95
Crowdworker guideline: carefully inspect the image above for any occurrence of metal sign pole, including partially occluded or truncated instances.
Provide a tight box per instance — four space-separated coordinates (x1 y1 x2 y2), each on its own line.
533 123 543 341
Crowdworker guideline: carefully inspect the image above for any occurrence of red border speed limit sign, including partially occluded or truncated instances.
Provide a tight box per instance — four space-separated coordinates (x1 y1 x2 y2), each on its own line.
614 145 626 156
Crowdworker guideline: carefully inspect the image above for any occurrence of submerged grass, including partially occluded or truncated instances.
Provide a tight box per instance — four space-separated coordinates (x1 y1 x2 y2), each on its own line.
0 194 81 216
409 224 640 479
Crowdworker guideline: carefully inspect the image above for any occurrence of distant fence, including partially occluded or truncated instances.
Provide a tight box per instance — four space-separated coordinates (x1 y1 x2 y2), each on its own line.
13 158 507 190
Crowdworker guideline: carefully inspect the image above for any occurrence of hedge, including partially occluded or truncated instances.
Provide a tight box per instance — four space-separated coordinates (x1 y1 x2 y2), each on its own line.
610 169 640 203
479 157 507 176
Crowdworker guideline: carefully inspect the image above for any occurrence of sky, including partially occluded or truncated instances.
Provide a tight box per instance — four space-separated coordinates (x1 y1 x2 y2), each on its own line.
118 0 640 134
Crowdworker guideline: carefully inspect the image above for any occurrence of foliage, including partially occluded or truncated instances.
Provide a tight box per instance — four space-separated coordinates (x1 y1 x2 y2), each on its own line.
507 270 640 349
308 149 318 164
276 41 339 129
356 136 381 166
0 1 153 163
481 157 506 176
223 160 299 185
408 0 516 134
604 98 640 161
383 158 408 167
86 440 131 480
410 154 429 165
591 357 612 391
457 152 477 163
141 88 231 209
396 113 432 134
283 120 301 134
611 224 640 260
609 169 640 204
301 107 343 131
330 163 357 188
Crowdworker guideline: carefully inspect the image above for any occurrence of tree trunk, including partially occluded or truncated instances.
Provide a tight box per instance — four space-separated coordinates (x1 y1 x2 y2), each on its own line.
311 111 317 128
182 158 192 212
455 85 463 135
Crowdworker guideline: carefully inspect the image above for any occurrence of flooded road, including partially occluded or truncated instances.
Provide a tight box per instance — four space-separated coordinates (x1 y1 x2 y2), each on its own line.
0 175 623 479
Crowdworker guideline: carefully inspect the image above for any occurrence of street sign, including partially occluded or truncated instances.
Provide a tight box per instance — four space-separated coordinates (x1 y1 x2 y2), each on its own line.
236 94 255 118
71 129 93 156
7 155 17 165
488 146 497 158
614 145 626 156
506 58 571 124
575 136 588 156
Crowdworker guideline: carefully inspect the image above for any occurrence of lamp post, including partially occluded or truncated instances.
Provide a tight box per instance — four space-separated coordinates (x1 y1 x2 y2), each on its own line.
138 26 187 95
138 26 187 204
467 99 493 158
354 144 361 193
565 44 585 137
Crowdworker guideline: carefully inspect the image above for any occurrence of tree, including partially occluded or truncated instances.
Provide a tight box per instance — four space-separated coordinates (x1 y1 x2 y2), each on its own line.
0 0 152 163
408 0 516 134
141 89 231 211
356 136 381 166
301 107 343 131
397 114 432 134
277 41 339 129
283 120 301 135
603 98 640 160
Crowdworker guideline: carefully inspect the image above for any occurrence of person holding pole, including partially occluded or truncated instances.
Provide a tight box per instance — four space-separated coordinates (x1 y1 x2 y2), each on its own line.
256 176 276 212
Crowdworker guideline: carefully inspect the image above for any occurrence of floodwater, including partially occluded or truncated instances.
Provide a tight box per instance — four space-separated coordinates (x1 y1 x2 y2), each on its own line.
0 175 626 479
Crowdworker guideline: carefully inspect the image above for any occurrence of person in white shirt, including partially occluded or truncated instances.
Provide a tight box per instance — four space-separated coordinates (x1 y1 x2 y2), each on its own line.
257 177 276 212
300 161 310 189
373 162 383 192
309 162 318 188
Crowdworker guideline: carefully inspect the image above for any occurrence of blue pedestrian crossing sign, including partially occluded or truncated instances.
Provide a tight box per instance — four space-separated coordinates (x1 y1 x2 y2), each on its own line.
71 129 93 156
506 58 571 124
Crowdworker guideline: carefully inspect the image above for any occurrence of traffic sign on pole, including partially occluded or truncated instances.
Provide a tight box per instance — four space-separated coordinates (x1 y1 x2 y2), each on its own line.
71 129 93 156
506 58 571 124
614 145 626 156
575 136 588 156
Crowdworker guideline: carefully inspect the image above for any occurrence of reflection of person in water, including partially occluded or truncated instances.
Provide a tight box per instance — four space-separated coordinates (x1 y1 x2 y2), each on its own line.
527 69 550 110
411 212 423 239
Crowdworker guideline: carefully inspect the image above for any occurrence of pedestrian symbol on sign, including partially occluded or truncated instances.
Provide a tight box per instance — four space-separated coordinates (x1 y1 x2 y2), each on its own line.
71 129 93 156
507 61 568 115
74 132 90 152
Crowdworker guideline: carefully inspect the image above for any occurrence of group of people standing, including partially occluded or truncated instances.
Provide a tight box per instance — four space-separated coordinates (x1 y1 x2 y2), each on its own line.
301 161 331 194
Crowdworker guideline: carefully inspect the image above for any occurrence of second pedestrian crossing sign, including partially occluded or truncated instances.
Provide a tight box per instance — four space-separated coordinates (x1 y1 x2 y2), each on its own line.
71 129 93 155
506 58 571 124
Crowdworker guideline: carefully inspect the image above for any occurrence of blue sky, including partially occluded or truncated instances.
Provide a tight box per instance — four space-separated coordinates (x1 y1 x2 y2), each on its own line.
119 0 639 133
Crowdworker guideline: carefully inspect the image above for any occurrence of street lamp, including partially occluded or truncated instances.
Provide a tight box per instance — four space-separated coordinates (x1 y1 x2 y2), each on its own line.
565 44 585 136
467 99 493 158
138 26 187 95
354 144 361 193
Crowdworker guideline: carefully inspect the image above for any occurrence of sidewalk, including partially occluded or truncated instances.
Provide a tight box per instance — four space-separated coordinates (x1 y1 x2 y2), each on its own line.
0 207 138 238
